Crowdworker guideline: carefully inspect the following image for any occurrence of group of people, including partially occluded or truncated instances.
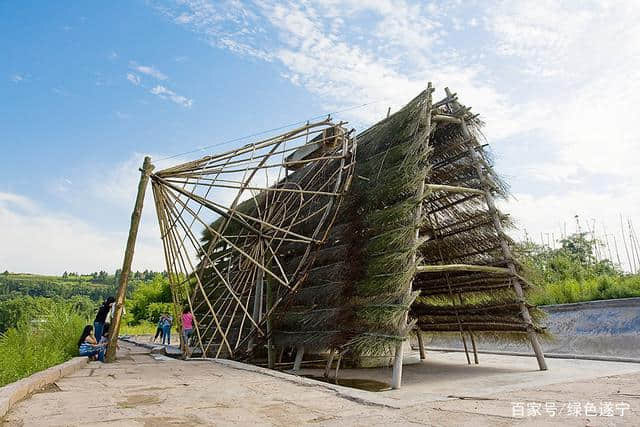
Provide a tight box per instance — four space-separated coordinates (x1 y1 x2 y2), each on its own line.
152 313 173 345
152 307 195 347
77 297 117 361
77 297 197 361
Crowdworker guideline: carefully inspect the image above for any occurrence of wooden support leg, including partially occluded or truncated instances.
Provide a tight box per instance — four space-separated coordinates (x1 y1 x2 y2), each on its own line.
391 341 404 389
444 87 548 372
266 278 275 369
334 353 342 384
460 330 471 364
324 349 336 378
528 330 548 370
416 330 426 360
469 330 479 364
293 345 305 372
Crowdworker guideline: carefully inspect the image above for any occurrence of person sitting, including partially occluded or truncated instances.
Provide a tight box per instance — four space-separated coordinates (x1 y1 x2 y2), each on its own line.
78 325 105 361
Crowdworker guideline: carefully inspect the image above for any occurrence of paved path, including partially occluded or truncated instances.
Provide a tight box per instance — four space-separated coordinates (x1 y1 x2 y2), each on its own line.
3 342 639 426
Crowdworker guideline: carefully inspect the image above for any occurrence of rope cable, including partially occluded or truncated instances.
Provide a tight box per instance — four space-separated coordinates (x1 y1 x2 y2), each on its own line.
155 99 388 163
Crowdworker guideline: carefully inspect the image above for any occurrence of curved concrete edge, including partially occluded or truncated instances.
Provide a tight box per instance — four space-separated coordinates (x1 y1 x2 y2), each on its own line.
120 337 407 409
198 357 405 409
0 357 88 419
119 337 172 355
419 346 640 364
541 296 640 312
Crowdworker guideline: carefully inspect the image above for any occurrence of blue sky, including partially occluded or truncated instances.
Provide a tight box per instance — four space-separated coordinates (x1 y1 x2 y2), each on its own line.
2 0 639 274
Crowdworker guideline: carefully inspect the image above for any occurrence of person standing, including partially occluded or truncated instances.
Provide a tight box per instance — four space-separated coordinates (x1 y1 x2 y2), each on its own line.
162 314 173 345
152 314 166 343
104 299 125 332
181 307 194 347
94 297 115 343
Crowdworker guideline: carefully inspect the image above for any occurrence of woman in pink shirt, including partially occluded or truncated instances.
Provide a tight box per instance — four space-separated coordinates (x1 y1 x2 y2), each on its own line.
181 307 194 347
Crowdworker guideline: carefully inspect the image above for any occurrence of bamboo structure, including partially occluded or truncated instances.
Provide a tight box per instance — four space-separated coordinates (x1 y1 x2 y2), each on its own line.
150 120 356 358
150 85 548 388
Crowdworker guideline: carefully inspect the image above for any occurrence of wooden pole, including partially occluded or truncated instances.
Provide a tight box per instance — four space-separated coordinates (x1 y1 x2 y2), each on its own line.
293 345 305 372
105 156 154 363
392 82 433 390
416 330 426 360
621 214 633 272
334 353 342 384
324 348 336 377
469 329 479 364
444 87 547 371
266 278 276 369
248 243 264 352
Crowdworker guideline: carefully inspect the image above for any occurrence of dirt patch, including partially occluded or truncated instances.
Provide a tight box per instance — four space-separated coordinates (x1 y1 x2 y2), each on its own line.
34 382 61 394
140 416 204 426
117 394 164 408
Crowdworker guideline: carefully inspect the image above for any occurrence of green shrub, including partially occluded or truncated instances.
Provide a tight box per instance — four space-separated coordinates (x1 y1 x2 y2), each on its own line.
121 320 157 336
0 302 87 386
127 274 172 324
530 274 640 305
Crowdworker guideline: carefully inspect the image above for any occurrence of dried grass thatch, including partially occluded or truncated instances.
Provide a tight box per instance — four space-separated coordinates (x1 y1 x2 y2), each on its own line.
177 85 547 372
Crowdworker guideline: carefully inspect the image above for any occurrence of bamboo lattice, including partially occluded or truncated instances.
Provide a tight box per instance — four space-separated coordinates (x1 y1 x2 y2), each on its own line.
150 119 356 358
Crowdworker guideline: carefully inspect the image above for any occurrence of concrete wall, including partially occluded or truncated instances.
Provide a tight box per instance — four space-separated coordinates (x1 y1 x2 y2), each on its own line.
422 297 640 359
0 357 87 419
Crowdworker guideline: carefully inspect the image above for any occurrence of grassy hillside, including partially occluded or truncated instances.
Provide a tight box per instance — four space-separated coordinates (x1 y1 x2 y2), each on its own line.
517 233 640 305
0 270 168 386
0 272 117 302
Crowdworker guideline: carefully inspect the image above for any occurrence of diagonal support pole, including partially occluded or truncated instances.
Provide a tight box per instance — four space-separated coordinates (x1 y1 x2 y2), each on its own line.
105 156 154 362
444 87 547 371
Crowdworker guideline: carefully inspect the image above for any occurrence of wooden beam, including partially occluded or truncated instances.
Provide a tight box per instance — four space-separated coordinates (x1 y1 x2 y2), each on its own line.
105 156 154 362
425 184 485 196
432 114 462 124
417 264 512 274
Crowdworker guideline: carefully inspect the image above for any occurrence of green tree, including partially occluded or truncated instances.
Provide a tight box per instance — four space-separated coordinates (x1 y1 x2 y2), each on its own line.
127 274 172 324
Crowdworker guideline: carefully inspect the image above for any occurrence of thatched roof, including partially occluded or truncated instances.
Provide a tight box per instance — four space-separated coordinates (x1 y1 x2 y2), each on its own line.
190 87 546 362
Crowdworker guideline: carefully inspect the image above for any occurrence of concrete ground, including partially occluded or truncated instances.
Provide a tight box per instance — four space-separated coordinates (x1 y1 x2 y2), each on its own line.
3 342 639 426
298 350 640 408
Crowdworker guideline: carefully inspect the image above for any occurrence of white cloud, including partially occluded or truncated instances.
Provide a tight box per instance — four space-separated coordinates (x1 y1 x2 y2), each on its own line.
486 0 640 179
0 192 36 212
10 74 24 83
129 62 168 80
126 72 141 86
501 189 640 272
145 0 638 271
0 191 163 274
157 0 511 132
52 87 71 96
108 51 118 60
150 85 193 108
